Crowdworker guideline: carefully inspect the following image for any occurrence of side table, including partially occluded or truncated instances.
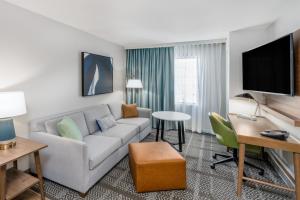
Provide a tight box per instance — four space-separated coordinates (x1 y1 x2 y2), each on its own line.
0 137 47 200
152 111 191 152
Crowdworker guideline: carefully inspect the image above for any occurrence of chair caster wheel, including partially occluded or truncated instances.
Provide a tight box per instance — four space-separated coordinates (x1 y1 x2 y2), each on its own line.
212 155 217 159
259 171 264 176
210 165 215 169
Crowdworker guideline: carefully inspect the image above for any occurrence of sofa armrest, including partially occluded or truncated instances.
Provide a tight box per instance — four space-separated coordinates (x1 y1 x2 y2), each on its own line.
137 107 152 118
29 132 89 192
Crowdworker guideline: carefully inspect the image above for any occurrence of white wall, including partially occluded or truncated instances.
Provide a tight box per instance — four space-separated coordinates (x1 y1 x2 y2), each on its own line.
271 0 300 39
0 2 126 169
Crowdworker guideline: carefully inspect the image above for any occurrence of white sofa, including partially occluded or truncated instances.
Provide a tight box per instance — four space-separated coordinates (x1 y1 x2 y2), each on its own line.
29 102 152 195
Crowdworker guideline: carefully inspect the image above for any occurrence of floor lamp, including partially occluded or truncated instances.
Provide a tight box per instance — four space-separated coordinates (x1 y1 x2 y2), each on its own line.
126 79 143 104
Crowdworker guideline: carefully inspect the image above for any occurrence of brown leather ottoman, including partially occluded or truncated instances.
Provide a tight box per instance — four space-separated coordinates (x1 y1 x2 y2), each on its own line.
129 142 186 192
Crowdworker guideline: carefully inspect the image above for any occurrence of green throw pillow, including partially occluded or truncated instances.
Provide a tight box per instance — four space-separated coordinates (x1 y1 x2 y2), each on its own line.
57 117 83 141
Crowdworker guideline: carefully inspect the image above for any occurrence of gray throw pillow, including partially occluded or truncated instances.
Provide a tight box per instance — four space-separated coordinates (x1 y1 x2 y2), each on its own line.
96 114 117 132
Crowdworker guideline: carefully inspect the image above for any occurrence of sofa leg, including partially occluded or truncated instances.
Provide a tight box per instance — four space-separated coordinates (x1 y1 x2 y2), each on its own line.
79 192 88 198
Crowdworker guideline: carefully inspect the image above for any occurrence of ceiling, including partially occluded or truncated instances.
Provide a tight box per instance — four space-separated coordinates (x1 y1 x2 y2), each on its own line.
4 0 290 48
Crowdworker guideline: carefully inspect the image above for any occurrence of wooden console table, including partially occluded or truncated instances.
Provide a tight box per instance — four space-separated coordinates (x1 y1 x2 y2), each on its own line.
0 137 47 200
228 114 300 199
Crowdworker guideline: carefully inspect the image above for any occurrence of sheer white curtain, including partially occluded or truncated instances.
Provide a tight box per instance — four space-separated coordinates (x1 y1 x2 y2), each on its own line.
175 43 226 133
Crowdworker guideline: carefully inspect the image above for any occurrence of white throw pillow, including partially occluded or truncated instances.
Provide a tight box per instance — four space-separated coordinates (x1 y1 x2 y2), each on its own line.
96 114 117 132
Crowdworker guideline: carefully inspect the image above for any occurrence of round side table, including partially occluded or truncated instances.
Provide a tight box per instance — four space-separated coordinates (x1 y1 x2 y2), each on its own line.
152 111 191 152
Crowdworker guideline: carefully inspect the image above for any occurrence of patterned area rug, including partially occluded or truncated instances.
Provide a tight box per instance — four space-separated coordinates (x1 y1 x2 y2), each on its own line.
36 131 295 200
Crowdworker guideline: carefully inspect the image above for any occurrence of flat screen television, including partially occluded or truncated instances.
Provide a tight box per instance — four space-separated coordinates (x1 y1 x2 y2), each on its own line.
242 34 295 95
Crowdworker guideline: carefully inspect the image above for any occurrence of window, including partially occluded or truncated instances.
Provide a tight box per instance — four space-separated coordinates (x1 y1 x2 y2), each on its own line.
174 58 198 104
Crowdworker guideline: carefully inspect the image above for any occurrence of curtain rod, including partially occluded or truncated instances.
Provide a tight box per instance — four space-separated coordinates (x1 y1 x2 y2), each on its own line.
125 38 227 49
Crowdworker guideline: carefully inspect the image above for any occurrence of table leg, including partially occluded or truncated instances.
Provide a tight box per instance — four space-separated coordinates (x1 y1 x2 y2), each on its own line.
156 119 160 141
0 165 6 200
178 121 182 152
34 151 45 200
294 153 300 200
161 120 165 140
237 143 245 197
181 121 185 144
13 160 18 169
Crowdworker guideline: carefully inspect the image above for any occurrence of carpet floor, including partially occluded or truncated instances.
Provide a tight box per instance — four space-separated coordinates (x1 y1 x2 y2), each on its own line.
35 131 295 200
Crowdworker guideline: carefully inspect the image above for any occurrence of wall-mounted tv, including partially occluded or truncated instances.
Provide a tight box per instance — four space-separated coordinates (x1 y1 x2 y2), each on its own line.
82 52 113 96
242 34 295 95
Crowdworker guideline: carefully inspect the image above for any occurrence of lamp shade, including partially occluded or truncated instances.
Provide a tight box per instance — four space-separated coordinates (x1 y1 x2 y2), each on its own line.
126 79 143 89
234 93 254 100
0 91 27 118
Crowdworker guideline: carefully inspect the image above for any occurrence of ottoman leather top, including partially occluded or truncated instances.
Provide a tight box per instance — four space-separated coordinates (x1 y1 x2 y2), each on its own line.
129 142 184 164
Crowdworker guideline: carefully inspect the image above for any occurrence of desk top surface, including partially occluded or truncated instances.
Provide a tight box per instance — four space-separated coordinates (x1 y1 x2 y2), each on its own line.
0 137 47 166
228 114 300 153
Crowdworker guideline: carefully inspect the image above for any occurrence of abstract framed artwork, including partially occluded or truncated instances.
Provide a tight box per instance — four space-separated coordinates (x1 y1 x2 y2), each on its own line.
82 52 113 96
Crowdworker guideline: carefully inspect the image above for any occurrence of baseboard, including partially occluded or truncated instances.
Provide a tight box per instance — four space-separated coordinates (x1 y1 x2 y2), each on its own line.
201 128 213 134
267 150 295 188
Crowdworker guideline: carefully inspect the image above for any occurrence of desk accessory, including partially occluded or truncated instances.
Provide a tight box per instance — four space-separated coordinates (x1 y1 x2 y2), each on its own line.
235 93 260 121
236 113 257 121
260 130 289 140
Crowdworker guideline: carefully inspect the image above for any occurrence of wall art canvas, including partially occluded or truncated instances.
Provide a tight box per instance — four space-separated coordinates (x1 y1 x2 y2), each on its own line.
82 52 113 96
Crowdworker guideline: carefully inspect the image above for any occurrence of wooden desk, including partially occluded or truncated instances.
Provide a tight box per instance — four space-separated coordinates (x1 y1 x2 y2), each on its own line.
0 137 47 200
228 114 300 199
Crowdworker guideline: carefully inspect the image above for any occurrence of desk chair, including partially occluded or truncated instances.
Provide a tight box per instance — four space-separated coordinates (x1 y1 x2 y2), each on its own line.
208 112 264 175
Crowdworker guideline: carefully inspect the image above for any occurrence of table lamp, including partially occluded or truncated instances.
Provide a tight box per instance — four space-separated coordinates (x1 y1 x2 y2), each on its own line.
126 79 143 104
234 93 260 121
0 91 27 150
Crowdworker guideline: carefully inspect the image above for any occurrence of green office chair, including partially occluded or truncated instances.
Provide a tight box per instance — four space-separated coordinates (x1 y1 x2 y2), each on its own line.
208 112 264 175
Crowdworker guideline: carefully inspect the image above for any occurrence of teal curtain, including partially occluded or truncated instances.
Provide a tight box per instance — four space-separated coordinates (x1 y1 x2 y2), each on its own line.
126 47 175 127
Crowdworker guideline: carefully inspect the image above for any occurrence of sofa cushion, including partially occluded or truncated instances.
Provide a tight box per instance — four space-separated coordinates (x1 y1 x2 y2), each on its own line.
108 102 123 120
83 105 111 134
84 135 122 170
117 118 150 132
57 117 83 141
122 104 138 118
94 124 139 145
96 114 117 132
45 112 89 137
